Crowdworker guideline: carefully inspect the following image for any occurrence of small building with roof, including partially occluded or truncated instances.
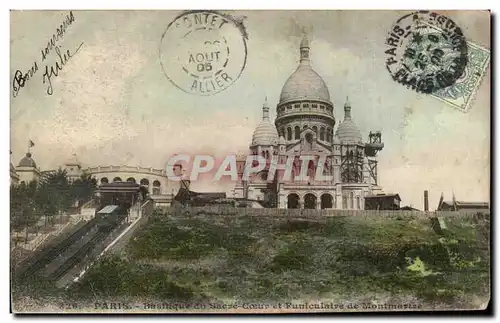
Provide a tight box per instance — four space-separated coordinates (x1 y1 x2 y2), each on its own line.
437 199 489 212
365 193 402 210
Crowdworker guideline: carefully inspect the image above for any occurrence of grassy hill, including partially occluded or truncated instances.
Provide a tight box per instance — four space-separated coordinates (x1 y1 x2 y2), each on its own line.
67 210 490 311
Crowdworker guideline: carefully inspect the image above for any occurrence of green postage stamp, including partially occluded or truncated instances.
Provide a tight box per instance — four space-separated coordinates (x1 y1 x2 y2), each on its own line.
430 41 490 113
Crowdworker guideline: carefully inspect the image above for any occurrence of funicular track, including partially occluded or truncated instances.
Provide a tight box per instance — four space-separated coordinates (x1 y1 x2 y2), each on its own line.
15 209 127 284
49 213 126 281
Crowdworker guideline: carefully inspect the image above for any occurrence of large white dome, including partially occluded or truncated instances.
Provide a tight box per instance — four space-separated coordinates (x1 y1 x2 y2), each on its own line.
280 65 331 104
279 35 331 104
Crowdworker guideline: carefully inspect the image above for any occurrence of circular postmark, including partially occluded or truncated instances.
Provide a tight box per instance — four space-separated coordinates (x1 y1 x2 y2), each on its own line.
384 11 468 94
159 10 248 95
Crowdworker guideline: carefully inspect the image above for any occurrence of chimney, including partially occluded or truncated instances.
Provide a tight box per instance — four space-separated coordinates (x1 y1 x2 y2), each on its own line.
424 190 429 211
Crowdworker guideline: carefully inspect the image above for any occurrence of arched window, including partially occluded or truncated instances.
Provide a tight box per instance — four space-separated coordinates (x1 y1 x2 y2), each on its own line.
350 192 354 209
312 126 318 137
356 196 361 209
113 177 122 182
294 126 300 140
327 128 332 142
140 178 149 187
126 177 136 183
320 127 325 141
152 180 161 195
287 128 292 140
100 177 109 184
287 193 300 209
320 193 333 209
307 160 315 179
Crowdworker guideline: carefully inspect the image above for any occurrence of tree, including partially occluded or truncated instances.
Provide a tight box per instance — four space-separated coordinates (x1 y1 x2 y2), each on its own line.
38 168 72 223
70 172 97 207
10 169 99 236
10 181 41 243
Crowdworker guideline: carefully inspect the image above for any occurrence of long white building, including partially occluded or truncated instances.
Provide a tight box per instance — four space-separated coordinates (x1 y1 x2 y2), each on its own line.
10 153 180 206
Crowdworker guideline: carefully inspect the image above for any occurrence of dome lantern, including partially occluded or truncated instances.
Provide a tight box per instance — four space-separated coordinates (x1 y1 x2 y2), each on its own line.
262 96 270 121
299 34 310 65
344 96 352 119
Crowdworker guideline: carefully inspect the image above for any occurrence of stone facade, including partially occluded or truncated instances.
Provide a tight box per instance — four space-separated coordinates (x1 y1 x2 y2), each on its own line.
233 35 385 209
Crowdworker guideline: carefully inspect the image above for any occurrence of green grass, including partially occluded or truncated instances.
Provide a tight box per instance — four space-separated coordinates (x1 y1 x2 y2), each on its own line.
68 213 490 308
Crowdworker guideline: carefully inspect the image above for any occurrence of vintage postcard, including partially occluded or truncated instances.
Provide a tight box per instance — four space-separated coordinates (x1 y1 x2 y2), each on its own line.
10 10 490 313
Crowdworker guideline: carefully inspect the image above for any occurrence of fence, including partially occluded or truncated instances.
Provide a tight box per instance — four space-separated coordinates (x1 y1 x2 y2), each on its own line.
156 205 490 219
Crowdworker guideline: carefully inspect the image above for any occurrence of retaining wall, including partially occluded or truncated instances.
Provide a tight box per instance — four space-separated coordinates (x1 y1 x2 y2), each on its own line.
156 205 489 218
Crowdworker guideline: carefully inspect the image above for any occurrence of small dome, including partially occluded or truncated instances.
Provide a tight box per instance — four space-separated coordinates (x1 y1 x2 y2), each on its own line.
18 152 36 168
252 121 279 146
65 154 81 166
252 98 279 147
279 136 286 145
335 98 363 144
336 120 362 143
